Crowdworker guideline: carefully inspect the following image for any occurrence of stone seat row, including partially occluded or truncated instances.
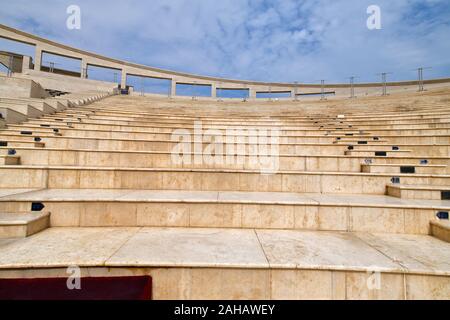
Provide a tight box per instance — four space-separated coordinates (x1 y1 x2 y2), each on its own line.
0 225 449 299
2 165 450 195
2 146 450 173
3 130 450 144
0 188 447 235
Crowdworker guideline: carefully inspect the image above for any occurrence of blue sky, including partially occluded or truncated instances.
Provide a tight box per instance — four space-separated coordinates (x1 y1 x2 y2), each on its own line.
0 0 449 85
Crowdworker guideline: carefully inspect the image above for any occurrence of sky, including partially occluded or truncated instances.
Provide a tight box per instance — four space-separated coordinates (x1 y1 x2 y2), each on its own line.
0 0 449 86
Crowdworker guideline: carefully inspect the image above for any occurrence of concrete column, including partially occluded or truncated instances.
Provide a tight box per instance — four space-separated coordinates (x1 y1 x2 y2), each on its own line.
120 69 127 88
249 87 257 100
22 56 31 72
170 79 177 97
290 89 296 99
211 83 217 98
34 46 42 71
81 59 88 78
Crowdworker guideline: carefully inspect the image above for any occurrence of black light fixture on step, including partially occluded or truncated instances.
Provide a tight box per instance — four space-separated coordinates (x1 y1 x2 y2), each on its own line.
436 211 449 220
31 202 45 211
391 177 400 184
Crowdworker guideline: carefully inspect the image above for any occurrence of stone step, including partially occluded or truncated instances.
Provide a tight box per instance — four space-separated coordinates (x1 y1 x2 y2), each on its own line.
0 140 45 148
54 111 450 126
0 189 447 234
430 220 450 242
0 147 360 171
0 226 448 299
9 123 371 135
77 102 449 115
2 165 450 194
22 120 450 137
0 103 43 119
335 128 450 135
76 105 450 122
362 164 447 174
348 145 407 151
0 131 340 145
4 126 450 143
347 144 450 155
44 116 449 131
0 155 20 165
345 150 412 157
0 107 27 124
5 130 450 145
0 211 50 238
32 117 332 130
334 138 388 144
5 146 450 172
0 96 61 111
381 136 450 144
387 183 450 200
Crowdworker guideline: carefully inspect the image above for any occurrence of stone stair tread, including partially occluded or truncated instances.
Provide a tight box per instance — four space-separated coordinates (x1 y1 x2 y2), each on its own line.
0 155 19 158
3 164 450 178
0 226 449 276
431 219 450 230
2 188 450 209
363 163 446 167
0 212 50 225
387 184 450 190
430 220 450 243
350 149 413 152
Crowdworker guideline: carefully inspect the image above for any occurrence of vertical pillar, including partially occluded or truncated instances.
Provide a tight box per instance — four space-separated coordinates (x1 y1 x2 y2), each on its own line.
171 79 177 97
290 89 296 99
34 45 42 71
22 56 31 72
6 54 13 77
320 80 325 100
120 69 127 88
211 83 217 98
249 87 256 100
349 76 355 98
418 68 424 92
81 59 88 78
381 73 387 96
293 82 299 101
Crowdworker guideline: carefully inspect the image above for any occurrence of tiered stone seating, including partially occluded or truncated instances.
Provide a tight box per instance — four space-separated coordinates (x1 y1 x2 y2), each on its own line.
0 89 449 299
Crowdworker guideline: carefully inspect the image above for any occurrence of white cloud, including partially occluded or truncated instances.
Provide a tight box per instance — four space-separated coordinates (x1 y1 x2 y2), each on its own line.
0 0 449 82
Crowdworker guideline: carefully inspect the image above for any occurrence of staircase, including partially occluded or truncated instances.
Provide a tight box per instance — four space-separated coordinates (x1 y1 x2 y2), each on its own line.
0 91 449 300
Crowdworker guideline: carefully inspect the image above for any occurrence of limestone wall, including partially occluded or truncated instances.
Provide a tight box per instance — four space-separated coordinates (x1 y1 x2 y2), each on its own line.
0 76 47 98
18 70 117 93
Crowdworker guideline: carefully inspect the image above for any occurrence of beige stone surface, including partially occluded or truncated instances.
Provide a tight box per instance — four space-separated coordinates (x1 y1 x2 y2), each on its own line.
0 227 446 279
0 227 138 268
355 232 450 276
0 189 38 198
256 229 402 272
107 227 269 268
1 188 449 210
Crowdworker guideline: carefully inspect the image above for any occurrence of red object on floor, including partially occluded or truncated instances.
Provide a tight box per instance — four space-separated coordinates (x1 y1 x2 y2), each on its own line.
0 276 152 300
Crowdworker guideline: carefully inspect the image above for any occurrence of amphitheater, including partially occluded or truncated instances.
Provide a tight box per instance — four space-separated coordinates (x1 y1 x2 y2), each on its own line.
0 24 449 300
